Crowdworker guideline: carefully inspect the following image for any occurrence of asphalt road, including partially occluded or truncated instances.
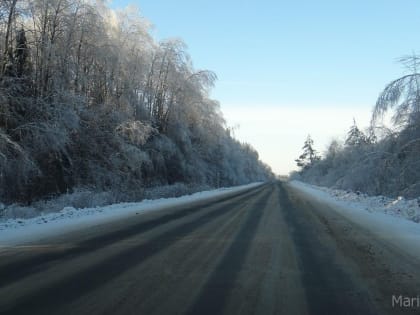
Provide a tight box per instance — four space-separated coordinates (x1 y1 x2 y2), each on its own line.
1 182 419 315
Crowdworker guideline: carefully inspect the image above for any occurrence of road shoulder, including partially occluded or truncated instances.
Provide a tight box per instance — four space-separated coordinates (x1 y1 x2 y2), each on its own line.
285 182 420 314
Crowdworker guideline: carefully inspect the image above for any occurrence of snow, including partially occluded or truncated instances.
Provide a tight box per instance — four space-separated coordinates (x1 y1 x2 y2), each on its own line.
0 182 263 246
288 180 420 260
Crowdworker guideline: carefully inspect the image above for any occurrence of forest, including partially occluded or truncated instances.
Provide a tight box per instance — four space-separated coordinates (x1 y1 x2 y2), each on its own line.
293 56 420 198
0 0 273 204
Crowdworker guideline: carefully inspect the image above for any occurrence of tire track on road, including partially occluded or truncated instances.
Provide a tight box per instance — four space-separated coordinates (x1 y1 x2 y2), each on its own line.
1 185 269 314
0 185 265 288
186 185 273 315
280 183 378 315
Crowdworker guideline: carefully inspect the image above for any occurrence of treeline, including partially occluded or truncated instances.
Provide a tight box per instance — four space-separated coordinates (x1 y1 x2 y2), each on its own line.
0 0 272 203
292 56 420 198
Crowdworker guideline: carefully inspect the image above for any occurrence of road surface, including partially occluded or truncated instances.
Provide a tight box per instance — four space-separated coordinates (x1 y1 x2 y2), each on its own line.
0 182 419 314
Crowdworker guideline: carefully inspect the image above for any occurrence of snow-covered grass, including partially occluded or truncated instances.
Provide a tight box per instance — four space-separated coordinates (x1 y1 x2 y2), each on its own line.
0 183 214 221
0 182 263 246
288 180 420 260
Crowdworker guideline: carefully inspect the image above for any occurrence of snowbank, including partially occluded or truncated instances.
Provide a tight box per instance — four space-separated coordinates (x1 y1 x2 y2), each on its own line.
288 180 420 260
0 182 263 246
291 181 420 223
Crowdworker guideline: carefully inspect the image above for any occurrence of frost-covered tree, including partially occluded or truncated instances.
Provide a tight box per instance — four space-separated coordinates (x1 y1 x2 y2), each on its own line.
345 119 369 146
293 56 420 198
14 28 30 78
372 55 420 128
0 0 273 203
1 0 18 76
295 135 320 170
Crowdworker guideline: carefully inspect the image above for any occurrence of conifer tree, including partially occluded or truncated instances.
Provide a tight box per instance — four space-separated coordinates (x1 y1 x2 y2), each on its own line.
295 135 320 170
345 119 368 146
14 28 30 78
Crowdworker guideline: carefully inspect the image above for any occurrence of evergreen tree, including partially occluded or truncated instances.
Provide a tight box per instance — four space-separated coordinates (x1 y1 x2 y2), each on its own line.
14 28 29 78
345 118 368 146
295 135 320 170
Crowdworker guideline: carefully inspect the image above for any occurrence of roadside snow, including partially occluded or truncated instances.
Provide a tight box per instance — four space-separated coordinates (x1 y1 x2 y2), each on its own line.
0 182 263 246
289 181 420 223
288 180 420 260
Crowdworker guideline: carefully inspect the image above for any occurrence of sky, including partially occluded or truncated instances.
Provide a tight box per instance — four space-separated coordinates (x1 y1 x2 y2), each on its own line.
111 0 420 175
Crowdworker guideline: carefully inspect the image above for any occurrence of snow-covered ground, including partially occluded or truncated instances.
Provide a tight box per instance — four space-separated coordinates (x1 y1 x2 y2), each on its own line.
289 180 420 223
288 180 420 260
0 182 263 246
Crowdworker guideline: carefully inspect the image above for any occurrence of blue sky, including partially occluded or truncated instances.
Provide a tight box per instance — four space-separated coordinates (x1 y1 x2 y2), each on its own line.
111 0 420 174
